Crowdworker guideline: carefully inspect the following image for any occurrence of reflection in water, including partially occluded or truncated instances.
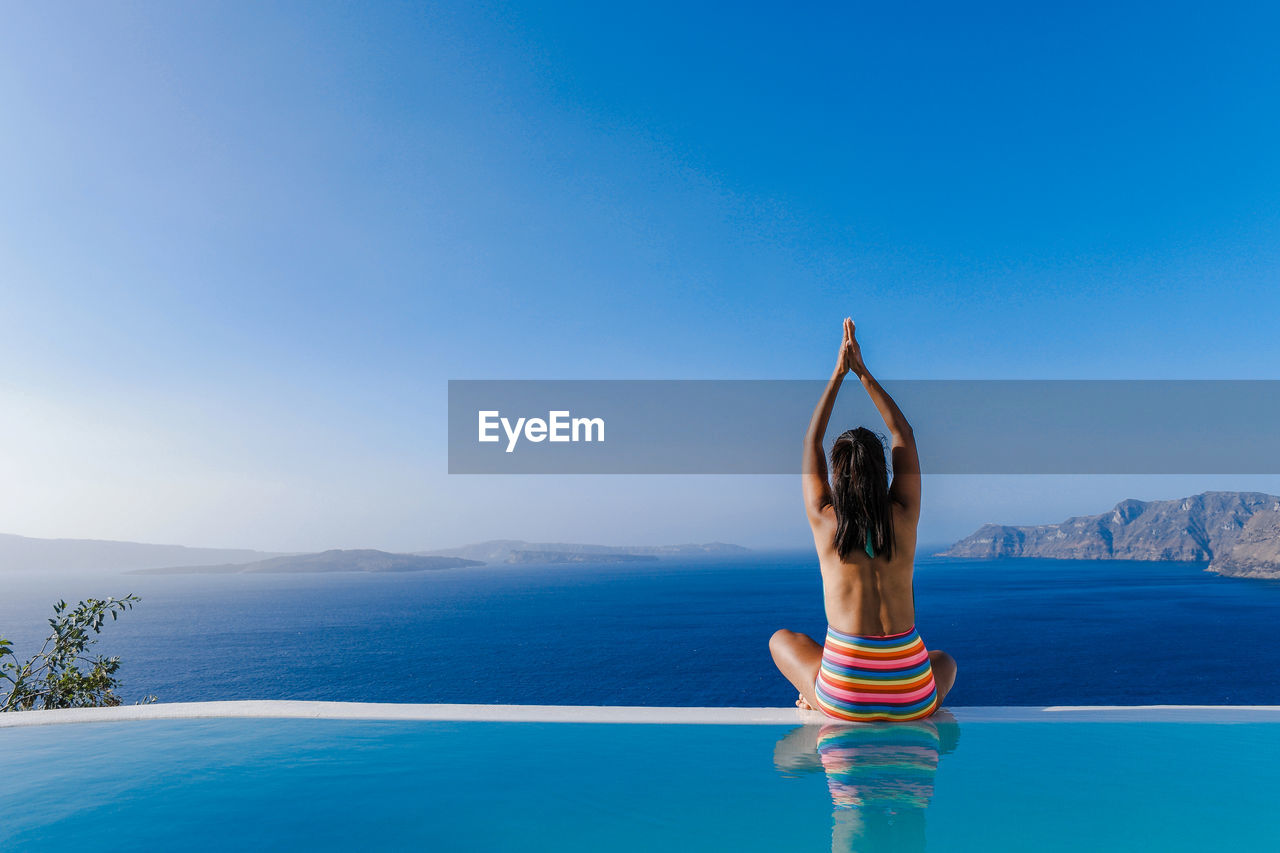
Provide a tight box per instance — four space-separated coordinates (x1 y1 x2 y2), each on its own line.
773 712 960 853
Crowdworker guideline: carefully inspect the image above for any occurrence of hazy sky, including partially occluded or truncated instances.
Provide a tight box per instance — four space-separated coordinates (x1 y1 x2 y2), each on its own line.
2 2 1279 552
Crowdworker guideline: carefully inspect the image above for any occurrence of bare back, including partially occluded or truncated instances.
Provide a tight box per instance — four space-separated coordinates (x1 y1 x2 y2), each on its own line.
809 501 918 636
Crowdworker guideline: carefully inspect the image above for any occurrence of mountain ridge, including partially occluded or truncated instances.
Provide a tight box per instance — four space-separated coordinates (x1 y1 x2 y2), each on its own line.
0 532 285 574
418 540 749 564
131 549 481 575
941 491 1280 577
0 533 749 574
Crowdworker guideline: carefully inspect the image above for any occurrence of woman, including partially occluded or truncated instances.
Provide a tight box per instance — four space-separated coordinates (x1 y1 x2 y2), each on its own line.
769 318 956 721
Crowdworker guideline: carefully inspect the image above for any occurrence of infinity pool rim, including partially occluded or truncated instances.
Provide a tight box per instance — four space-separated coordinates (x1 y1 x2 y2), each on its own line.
4 701 1280 727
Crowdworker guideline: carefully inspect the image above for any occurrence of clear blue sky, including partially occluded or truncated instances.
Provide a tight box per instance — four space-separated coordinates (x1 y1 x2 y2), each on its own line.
2 2 1278 551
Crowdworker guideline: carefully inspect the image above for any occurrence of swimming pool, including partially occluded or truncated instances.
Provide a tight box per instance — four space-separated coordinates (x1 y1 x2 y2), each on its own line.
3 703 1278 851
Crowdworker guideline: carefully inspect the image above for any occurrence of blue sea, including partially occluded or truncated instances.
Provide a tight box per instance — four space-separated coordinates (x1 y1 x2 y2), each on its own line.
3 553 1280 707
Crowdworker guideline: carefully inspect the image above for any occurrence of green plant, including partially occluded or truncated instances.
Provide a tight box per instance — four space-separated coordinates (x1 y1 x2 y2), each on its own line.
0 595 152 712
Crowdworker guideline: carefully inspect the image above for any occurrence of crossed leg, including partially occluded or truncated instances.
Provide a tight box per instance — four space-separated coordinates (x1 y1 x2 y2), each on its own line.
928 649 957 705
769 629 824 710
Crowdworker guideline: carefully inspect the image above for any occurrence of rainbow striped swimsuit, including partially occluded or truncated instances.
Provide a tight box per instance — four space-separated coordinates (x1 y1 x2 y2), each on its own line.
814 625 939 722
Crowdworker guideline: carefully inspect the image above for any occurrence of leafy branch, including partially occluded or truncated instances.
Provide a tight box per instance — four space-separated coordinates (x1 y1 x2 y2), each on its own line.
1 595 153 712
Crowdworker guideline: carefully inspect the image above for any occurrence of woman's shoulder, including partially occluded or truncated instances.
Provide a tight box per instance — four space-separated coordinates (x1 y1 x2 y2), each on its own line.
806 503 838 534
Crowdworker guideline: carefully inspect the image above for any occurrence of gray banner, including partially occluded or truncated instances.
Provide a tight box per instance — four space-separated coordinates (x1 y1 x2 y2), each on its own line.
447 380 1280 474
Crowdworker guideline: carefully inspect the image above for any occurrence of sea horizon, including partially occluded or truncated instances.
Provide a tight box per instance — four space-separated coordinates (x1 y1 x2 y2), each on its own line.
5 552 1276 709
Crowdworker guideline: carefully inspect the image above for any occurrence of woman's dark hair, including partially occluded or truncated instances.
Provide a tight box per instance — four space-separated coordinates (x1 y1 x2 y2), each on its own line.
829 427 895 560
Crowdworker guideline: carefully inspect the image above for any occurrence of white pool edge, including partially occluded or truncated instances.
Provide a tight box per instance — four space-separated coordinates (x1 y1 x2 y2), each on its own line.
4 701 1280 728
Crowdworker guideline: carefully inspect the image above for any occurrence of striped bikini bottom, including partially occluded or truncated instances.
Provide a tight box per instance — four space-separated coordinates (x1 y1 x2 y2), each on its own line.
814 625 939 722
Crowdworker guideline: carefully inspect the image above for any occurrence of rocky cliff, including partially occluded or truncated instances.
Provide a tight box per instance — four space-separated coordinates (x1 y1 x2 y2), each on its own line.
941 491 1280 577
1209 509 1280 577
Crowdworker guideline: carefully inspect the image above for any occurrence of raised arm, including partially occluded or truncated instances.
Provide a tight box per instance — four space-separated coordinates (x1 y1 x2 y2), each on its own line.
845 319 921 517
802 320 854 522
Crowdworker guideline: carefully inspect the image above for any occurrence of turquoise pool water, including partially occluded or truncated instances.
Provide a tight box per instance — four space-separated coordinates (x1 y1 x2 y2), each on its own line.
3 714 1278 851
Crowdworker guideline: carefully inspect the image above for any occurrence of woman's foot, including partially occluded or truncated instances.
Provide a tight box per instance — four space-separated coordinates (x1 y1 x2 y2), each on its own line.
796 693 814 710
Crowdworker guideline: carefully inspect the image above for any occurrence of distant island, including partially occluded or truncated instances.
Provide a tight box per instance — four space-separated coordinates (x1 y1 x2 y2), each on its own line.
0 533 749 575
130 542 738 573
418 540 749 564
0 532 285 575
131 550 482 575
506 550 658 564
942 491 1280 578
